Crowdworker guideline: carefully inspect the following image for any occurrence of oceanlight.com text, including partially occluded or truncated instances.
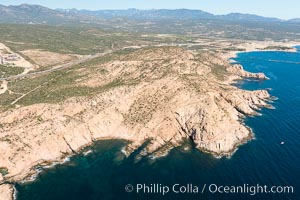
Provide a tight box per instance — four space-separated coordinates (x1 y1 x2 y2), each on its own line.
125 183 294 196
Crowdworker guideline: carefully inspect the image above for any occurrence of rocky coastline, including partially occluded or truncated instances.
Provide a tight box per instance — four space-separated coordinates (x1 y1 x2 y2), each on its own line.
0 47 274 199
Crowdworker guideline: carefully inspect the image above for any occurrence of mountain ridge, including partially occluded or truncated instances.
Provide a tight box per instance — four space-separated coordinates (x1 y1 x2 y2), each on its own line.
0 4 95 24
0 4 298 24
59 7 284 22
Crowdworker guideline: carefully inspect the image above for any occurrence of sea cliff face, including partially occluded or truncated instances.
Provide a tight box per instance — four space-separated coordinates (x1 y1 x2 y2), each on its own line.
0 47 272 193
0 184 14 200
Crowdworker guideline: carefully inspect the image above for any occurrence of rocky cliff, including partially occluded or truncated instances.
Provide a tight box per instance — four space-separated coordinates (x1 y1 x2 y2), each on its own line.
0 47 273 193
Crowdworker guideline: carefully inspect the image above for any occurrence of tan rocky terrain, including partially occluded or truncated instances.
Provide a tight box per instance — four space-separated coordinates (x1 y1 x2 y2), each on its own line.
0 47 273 198
0 184 14 200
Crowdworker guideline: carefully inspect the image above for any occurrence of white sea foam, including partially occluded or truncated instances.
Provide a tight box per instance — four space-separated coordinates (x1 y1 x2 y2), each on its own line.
83 150 93 156
13 185 18 200
20 155 72 183
120 147 129 157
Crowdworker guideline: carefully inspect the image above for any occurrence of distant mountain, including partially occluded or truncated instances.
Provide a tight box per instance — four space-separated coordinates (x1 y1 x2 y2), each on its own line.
0 4 91 24
288 18 300 23
0 4 299 25
60 8 284 22
71 8 214 20
217 13 282 22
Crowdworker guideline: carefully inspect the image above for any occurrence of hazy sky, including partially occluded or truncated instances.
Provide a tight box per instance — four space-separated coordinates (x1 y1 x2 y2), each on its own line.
1 0 300 19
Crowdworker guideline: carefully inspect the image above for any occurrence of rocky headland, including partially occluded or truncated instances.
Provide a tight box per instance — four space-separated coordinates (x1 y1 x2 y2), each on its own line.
0 47 273 198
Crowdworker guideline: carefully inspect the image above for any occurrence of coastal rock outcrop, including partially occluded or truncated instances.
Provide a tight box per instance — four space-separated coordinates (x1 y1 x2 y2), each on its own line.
227 64 269 80
0 47 272 187
0 184 14 200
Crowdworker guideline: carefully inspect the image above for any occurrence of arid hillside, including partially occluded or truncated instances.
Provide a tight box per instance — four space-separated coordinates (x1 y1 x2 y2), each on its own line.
0 47 272 189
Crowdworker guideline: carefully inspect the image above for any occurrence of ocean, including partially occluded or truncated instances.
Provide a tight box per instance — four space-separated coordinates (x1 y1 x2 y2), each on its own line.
15 47 300 200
